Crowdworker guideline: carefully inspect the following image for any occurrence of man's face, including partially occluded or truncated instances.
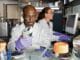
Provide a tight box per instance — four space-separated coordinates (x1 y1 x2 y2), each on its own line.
23 10 37 27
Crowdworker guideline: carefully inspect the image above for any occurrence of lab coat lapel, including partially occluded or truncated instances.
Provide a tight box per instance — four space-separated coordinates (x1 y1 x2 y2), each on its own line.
31 23 40 45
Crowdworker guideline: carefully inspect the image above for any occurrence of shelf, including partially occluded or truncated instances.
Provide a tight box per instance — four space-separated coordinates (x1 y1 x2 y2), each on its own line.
64 0 80 8
19 2 59 11
35 7 59 10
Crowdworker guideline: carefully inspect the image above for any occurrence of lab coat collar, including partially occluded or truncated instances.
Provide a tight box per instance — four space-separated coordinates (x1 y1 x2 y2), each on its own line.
22 23 38 36
40 19 51 28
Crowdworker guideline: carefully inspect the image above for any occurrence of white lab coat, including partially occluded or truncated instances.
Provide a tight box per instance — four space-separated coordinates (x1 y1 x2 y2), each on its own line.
8 22 52 52
8 23 40 51
38 19 58 42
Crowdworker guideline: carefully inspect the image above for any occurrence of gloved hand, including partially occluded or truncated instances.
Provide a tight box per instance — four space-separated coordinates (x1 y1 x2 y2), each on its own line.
43 50 53 57
15 36 32 52
59 35 71 41
35 46 53 57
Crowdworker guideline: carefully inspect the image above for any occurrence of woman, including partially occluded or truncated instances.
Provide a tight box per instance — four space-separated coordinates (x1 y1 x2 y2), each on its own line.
37 7 58 47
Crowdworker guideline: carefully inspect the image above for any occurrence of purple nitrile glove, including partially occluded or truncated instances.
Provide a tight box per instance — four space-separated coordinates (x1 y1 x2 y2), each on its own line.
15 36 32 52
35 47 53 58
15 39 25 52
43 50 53 58
59 35 71 41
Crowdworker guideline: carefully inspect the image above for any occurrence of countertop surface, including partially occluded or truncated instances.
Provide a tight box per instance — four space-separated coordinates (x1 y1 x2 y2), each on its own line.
11 48 80 60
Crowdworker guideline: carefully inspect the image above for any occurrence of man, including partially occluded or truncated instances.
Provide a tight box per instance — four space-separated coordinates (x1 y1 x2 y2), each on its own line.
8 5 41 52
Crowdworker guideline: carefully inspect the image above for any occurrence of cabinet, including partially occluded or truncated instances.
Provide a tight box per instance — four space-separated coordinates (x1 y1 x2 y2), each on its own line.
6 4 20 19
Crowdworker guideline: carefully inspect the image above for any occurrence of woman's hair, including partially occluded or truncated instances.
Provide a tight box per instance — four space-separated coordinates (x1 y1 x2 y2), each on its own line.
37 7 51 21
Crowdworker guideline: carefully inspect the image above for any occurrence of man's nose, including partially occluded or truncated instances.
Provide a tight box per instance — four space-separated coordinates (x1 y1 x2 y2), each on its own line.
29 17 33 21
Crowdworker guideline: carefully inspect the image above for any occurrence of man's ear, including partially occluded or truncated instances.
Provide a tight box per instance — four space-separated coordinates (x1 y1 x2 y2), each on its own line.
21 16 24 23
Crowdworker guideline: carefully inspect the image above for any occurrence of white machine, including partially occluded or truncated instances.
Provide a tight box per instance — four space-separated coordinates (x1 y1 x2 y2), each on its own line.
65 13 79 34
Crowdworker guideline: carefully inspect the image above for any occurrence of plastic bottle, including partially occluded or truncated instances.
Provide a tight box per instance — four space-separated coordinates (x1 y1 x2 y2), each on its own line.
0 50 6 60
7 49 12 60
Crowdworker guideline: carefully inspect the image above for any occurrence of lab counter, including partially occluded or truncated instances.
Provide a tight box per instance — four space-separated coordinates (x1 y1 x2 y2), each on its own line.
11 48 80 60
0 40 80 60
0 31 80 60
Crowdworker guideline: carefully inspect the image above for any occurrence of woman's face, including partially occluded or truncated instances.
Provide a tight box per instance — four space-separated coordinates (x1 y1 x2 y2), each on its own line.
45 9 54 20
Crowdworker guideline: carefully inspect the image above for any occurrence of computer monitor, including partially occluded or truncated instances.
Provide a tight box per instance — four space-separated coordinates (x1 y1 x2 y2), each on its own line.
65 13 79 34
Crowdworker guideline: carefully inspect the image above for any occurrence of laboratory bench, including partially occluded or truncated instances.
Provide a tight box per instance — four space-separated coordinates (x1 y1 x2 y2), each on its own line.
11 33 80 60
0 40 80 60
10 47 79 60
0 30 80 60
